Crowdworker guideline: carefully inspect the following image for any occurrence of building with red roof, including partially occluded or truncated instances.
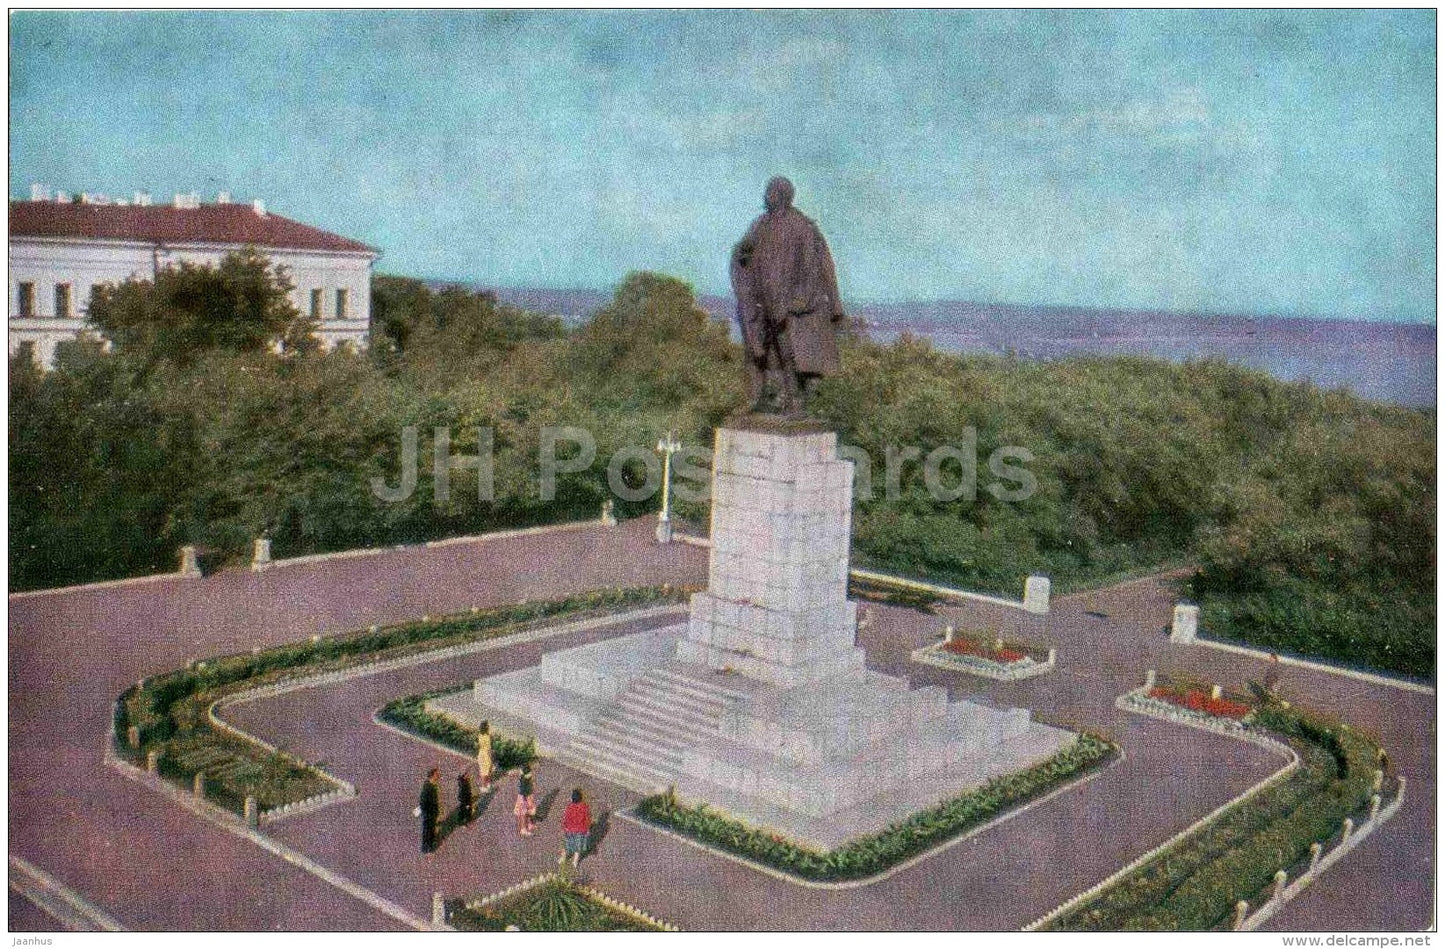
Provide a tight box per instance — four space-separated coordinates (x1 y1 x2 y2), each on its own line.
9 186 380 367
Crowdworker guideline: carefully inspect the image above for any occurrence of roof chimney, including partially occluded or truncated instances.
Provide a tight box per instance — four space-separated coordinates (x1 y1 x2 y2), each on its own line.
29 183 50 202
134 191 152 207
173 192 199 210
216 191 231 204
251 198 266 217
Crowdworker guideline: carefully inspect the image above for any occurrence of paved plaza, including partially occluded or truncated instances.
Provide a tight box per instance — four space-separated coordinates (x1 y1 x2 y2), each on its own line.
7 519 1435 930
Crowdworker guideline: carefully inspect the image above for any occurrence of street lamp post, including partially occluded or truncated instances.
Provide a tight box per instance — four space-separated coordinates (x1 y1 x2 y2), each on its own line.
655 430 682 544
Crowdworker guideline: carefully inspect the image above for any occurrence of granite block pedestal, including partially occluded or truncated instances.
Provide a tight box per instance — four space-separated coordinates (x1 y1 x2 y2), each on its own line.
442 420 1074 849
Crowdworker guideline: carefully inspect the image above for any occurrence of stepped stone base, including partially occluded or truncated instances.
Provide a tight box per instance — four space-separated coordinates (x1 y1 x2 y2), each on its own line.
439 424 1073 850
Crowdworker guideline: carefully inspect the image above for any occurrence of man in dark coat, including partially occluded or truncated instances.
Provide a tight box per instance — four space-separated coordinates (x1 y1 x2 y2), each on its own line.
418 767 441 854
731 176 846 415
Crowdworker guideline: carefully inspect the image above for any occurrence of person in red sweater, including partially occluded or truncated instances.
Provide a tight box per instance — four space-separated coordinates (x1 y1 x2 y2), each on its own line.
559 788 592 868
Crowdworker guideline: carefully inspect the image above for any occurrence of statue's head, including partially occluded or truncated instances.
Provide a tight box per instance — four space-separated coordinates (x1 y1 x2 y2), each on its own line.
764 176 795 212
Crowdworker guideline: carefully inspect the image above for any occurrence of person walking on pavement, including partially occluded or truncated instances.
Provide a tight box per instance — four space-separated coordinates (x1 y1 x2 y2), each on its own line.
514 764 537 836
457 771 475 826
560 787 592 868
477 722 494 793
415 767 441 854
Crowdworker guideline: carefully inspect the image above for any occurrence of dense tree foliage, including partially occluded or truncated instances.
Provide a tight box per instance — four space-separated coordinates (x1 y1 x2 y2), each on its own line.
8 260 1435 676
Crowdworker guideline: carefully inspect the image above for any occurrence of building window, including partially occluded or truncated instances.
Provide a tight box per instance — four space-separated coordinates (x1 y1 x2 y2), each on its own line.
17 282 35 317
55 284 72 318
310 289 323 320
335 288 349 320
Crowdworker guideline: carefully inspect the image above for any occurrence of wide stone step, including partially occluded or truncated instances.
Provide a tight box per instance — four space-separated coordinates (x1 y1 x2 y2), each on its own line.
602 710 715 749
618 691 722 730
587 716 697 757
650 667 752 703
576 730 686 772
628 680 730 718
565 736 677 788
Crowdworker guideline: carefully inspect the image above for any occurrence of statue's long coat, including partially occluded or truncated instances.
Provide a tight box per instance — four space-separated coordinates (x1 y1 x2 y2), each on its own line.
731 206 845 375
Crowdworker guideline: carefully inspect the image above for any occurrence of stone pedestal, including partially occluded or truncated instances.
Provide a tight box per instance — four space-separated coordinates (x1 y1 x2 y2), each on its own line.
452 421 1074 849
1170 603 1199 643
251 538 273 572
178 545 202 579
677 426 864 687
1023 574 1051 614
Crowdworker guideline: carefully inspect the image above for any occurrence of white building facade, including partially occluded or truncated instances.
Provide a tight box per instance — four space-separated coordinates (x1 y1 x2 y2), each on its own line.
9 189 380 367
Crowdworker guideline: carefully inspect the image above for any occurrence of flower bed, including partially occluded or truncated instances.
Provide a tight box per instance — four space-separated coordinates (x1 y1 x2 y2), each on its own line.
912 630 1053 681
1045 704 1382 931
113 585 687 818
450 873 671 932
943 638 1029 664
635 733 1114 883
1146 686 1253 720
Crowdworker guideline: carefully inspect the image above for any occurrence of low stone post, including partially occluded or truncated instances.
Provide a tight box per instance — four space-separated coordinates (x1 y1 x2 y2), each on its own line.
1210 684 1223 701
432 892 445 926
146 750 159 773
1272 869 1287 902
127 725 141 749
1144 669 1156 690
600 499 617 528
1047 647 1057 666
178 545 202 578
1372 768 1384 792
1370 794 1382 821
1309 842 1323 872
1023 575 1051 615
193 773 206 797
1397 774 1408 801
943 625 955 644
1170 603 1199 643
1232 900 1249 931
994 637 1005 652
244 796 258 828
1341 817 1354 844
251 537 272 572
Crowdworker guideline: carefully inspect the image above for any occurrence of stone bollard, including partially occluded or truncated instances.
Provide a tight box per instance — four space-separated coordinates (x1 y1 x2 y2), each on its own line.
1370 794 1382 821
600 499 617 527
127 725 141 749
1373 768 1384 792
146 750 159 773
1273 869 1287 902
943 624 955 643
1210 684 1223 701
193 773 206 797
1170 604 1199 643
1233 900 1249 931
1397 775 1408 801
244 796 259 828
1341 817 1354 844
432 892 445 926
1047 647 1057 666
178 545 202 578
1144 669 1157 690
1309 842 1323 872
655 515 673 545
1023 575 1051 615
251 537 272 572
994 637 1005 652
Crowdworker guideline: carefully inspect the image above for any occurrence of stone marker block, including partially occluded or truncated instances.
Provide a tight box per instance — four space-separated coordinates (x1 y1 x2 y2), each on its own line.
1170 603 1199 643
251 537 272 572
1023 575 1051 614
178 545 201 578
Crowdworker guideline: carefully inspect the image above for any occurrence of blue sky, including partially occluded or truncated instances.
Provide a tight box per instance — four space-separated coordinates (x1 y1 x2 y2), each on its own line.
9 10 1437 322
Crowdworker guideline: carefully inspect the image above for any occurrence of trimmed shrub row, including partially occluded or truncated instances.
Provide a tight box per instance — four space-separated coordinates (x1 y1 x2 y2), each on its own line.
115 585 686 814
378 690 535 771
1047 706 1381 931
635 733 1115 882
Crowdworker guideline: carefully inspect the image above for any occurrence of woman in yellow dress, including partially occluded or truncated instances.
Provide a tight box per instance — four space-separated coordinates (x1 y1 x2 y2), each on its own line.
476 721 493 793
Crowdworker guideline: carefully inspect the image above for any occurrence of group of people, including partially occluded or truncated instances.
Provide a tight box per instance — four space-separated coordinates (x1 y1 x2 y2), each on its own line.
416 721 593 868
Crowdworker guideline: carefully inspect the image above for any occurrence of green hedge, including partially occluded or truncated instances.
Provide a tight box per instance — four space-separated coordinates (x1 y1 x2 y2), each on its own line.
1047 706 1381 931
378 690 535 771
115 585 685 813
635 733 1114 882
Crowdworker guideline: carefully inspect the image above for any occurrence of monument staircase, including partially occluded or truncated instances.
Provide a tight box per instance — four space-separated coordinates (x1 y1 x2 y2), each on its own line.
564 667 751 794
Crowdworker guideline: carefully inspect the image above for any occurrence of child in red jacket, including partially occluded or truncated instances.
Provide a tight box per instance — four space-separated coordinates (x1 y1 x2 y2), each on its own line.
560 788 592 868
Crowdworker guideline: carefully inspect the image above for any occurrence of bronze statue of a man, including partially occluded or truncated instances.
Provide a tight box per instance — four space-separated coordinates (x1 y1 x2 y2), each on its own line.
731 176 846 416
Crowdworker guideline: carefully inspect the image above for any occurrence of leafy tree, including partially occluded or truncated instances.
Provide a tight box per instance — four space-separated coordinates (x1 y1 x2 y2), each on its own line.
89 248 316 365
